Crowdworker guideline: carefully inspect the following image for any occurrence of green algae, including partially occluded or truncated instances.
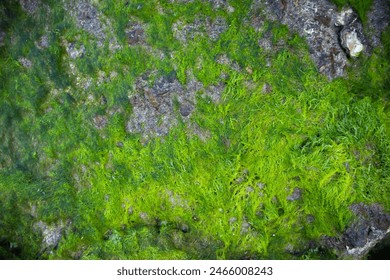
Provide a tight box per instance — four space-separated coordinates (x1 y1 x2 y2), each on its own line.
0 0 389 260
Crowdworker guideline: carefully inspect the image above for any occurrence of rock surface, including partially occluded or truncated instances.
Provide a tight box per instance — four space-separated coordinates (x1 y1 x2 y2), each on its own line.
260 0 349 79
323 203 390 259
34 220 67 251
255 0 389 79
63 0 120 50
0 30 5 47
366 0 390 49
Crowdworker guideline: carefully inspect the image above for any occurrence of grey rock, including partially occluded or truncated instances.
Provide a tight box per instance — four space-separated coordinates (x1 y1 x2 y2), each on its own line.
260 0 348 80
93 115 108 130
262 83 272 94
340 27 364 57
335 7 356 27
125 21 146 46
172 19 203 43
336 8 365 57
306 214 315 224
36 34 49 49
258 36 273 51
366 0 390 49
126 73 181 138
241 220 251 234
287 187 303 201
180 223 189 233
180 103 193 117
0 30 6 47
19 0 40 15
169 0 194 3
65 0 106 43
204 82 225 104
172 16 227 43
18 57 32 68
323 203 390 259
34 220 66 249
208 0 229 10
65 42 85 59
126 71 211 140
206 17 228 41
64 0 120 50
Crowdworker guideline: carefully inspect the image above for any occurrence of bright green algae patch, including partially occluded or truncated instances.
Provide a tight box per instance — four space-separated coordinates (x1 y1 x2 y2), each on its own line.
0 0 389 259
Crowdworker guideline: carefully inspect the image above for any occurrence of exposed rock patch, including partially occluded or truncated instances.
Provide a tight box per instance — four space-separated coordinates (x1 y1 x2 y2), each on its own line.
126 72 184 139
0 30 6 47
65 41 85 59
172 16 227 43
261 0 349 79
257 0 389 78
336 8 365 57
64 0 120 50
19 0 40 15
93 115 108 130
323 203 390 259
18 57 32 69
366 0 390 49
126 70 224 140
287 187 303 202
34 220 67 252
125 21 147 46
36 34 49 49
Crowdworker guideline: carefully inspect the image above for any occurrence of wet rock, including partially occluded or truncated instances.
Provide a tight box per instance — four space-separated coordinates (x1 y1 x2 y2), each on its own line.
367 233 390 259
126 73 182 138
65 42 85 59
206 17 228 41
172 16 227 43
65 0 106 43
18 57 32 68
340 28 364 57
126 71 203 140
180 103 193 117
172 19 203 43
64 0 120 49
0 30 6 47
287 187 303 202
306 214 315 224
180 223 189 233
323 203 390 259
125 21 146 46
366 0 390 49
34 220 66 250
261 0 348 79
336 8 365 57
19 0 40 15
262 83 272 94
241 220 251 234
93 115 108 130
36 34 49 49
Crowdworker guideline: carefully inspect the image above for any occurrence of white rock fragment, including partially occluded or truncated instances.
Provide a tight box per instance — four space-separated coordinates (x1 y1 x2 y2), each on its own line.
335 8 354 27
341 29 364 57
